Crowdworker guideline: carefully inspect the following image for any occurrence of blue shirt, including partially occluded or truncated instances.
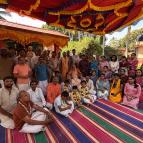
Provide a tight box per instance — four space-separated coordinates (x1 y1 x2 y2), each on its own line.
35 64 48 81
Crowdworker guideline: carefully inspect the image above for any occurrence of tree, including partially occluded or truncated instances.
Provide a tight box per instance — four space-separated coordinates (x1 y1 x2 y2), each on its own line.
42 24 96 41
81 40 102 56
108 28 143 51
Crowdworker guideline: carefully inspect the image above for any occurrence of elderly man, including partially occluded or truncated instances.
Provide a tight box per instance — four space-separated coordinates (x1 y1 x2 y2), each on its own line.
13 90 53 133
0 76 19 129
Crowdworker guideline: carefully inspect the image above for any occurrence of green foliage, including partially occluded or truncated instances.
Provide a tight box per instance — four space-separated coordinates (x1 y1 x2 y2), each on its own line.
81 39 102 56
104 46 119 57
62 37 93 53
109 28 143 50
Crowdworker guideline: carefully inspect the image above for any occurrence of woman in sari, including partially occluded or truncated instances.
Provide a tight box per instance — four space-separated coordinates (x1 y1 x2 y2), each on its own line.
128 53 138 76
122 76 141 109
109 73 122 103
135 69 143 109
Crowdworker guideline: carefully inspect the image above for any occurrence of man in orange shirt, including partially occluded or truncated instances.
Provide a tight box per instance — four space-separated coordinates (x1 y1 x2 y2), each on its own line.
13 57 32 91
46 76 61 110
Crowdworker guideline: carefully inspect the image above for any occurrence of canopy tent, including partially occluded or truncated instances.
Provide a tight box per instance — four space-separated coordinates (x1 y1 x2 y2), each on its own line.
0 19 68 48
1 0 143 35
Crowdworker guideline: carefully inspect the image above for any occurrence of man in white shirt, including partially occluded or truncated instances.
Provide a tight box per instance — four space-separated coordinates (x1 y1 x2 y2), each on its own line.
27 80 46 107
0 76 19 129
54 91 74 117
86 76 96 95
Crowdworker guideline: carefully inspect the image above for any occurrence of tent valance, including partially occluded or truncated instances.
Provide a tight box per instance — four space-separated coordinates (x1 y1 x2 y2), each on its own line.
0 20 69 47
6 0 143 35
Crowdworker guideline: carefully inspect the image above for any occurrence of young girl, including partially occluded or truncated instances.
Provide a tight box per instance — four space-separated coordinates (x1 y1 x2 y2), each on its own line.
79 80 96 104
70 86 82 108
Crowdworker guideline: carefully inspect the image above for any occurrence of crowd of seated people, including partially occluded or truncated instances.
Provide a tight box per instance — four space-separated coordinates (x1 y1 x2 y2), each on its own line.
0 47 142 134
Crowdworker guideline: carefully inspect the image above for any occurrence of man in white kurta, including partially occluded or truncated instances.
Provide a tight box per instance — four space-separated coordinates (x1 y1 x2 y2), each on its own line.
0 76 19 129
86 76 96 95
27 80 46 107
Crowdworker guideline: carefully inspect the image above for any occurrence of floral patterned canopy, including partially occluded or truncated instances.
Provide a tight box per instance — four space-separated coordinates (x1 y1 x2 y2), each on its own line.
1 0 143 34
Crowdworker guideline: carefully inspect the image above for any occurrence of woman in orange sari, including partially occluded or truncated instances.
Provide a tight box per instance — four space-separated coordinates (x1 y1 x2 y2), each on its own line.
109 73 122 103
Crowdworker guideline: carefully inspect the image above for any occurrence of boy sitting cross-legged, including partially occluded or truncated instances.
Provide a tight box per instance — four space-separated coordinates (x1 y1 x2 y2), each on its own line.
54 91 74 117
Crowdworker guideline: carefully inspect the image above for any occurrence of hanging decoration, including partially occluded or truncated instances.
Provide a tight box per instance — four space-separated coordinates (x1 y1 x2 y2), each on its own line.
6 0 143 34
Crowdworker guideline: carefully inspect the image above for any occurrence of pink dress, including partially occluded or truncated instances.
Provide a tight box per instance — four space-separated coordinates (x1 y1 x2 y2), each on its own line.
128 58 138 70
122 83 141 109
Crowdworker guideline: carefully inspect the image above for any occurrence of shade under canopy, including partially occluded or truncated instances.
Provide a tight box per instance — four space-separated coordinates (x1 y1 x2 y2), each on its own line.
1 0 143 34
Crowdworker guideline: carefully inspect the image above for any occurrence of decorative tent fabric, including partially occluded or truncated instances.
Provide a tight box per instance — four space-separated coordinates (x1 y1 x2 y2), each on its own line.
0 20 68 47
6 0 143 35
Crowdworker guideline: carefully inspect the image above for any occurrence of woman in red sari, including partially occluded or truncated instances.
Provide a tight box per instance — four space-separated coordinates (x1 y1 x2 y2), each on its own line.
135 69 143 110
128 53 138 76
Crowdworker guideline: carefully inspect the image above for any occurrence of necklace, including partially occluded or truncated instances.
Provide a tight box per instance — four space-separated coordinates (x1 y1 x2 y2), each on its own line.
19 101 32 115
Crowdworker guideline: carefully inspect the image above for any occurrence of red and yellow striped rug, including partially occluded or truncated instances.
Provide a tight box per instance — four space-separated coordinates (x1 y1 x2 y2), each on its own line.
0 99 143 143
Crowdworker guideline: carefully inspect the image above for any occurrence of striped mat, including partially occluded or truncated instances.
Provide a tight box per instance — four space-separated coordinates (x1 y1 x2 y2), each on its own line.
0 99 143 143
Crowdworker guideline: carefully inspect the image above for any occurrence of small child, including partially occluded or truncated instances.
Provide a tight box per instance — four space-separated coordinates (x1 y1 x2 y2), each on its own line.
54 91 74 117
61 79 72 92
90 70 98 87
79 80 96 104
70 86 82 108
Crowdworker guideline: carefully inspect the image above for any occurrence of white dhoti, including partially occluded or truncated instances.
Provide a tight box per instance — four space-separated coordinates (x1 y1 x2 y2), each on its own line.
20 111 46 133
46 102 53 110
38 80 48 95
0 113 14 129
82 95 97 104
56 101 74 117
97 90 109 100
89 89 96 95
18 83 29 91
